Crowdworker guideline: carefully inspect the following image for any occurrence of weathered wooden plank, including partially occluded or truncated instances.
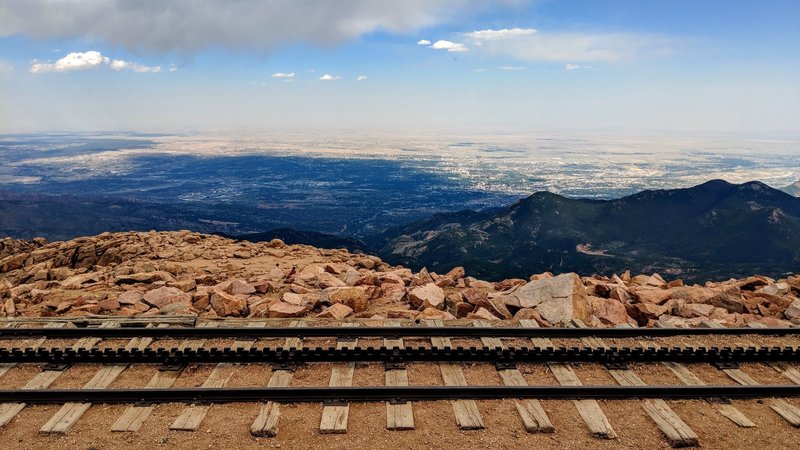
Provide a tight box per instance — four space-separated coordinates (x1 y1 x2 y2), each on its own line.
697 322 800 428
519 319 616 439
384 320 414 431
250 321 306 437
769 362 800 385
582 323 697 447
641 400 700 448
638 338 755 428
111 322 219 432
770 399 800 427
41 321 137 435
320 322 359 434
169 322 265 431
474 320 553 433
425 319 484 430
0 322 69 428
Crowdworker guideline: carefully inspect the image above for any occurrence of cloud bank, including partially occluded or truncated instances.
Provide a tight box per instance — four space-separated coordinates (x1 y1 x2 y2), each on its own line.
0 0 496 54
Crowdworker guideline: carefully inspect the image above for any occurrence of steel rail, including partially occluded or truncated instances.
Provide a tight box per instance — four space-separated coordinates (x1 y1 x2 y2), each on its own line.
1 326 799 339
1 385 798 404
2 345 798 365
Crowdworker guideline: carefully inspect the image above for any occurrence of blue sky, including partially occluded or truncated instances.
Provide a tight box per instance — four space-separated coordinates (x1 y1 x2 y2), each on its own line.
1 0 798 133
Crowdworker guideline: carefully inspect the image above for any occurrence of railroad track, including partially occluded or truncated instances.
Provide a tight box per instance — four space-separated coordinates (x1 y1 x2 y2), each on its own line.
0 318 799 448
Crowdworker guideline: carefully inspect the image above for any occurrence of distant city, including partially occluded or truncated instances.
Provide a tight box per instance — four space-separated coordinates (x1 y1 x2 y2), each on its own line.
1 132 798 238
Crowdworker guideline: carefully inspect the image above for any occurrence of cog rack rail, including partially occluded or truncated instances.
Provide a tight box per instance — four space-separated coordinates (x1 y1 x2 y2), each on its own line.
2 345 799 366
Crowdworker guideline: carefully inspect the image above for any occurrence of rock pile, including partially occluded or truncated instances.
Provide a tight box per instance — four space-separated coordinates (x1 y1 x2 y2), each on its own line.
0 231 798 327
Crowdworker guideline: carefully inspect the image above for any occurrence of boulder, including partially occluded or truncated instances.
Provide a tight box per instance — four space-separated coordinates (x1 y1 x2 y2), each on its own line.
408 283 445 310
316 303 353 319
268 301 308 318
328 287 369 312
589 297 635 326
461 289 488 305
418 307 456 320
632 287 672 305
142 286 192 309
467 307 500 321
678 303 715 318
785 299 800 320
503 273 591 325
706 288 746 313
475 298 512 319
454 302 474 318
224 279 256 295
444 266 465 280
60 272 101 289
210 291 247 317
317 272 347 289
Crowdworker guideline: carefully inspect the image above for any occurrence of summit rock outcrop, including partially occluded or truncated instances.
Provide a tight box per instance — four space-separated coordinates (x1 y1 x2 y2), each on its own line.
1 231 799 328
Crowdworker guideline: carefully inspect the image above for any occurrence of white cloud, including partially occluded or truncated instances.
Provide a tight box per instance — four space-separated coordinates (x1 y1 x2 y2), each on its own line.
319 74 340 81
417 39 431 45
499 65 525 71
109 59 161 73
29 50 161 74
430 40 468 52
168 64 178 72
271 72 295 78
464 28 536 41
356 75 367 81
0 1 493 54
463 29 675 62
565 64 592 70
30 50 108 73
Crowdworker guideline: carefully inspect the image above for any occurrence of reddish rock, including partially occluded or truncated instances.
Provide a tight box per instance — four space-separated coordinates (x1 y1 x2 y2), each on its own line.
589 296 634 326
785 299 800 320
316 303 353 319
495 279 527 291
462 289 488 305
444 266 465 280
455 302 474 318
476 298 512 319
268 301 308 318
387 309 419 320
706 288 746 313
633 287 672 305
317 272 347 289
678 303 715 318
408 283 445 310
210 291 247 317
467 307 500 321
98 298 120 311
628 302 668 324
225 279 256 295
142 286 192 309
418 307 456 320
328 287 369 312
117 291 143 305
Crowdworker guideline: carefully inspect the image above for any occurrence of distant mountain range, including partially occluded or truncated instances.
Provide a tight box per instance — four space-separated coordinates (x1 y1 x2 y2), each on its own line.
2 180 799 282
369 180 800 282
783 181 800 197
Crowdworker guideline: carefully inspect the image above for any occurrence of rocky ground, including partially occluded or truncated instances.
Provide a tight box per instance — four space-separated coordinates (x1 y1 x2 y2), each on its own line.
1 231 799 327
